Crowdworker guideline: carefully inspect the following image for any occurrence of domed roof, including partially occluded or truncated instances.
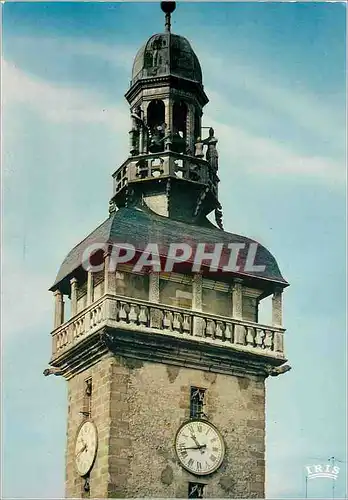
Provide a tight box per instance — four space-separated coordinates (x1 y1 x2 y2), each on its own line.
131 33 203 85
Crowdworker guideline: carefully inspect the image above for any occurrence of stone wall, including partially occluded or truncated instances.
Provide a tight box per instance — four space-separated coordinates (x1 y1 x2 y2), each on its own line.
66 355 265 499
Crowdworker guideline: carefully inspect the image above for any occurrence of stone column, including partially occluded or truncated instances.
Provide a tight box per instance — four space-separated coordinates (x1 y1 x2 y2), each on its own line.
232 278 245 344
192 273 203 310
142 101 150 154
149 272 161 328
192 273 204 337
164 98 173 133
232 278 243 319
87 270 93 306
54 290 64 328
103 251 117 321
149 272 160 303
272 288 283 327
115 271 126 295
186 103 195 154
104 252 110 295
70 278 78 317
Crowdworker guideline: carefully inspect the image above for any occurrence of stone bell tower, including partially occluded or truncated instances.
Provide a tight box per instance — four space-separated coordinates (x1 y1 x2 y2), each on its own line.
46 3 290 498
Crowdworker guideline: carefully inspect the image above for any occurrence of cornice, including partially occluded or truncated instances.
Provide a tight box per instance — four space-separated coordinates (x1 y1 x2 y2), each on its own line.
50 324 286 380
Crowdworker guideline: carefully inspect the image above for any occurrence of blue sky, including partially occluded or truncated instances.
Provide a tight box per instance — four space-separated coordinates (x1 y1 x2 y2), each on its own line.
2 1 346 498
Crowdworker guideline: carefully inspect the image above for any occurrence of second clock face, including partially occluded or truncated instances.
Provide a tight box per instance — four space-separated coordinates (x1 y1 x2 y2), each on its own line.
175 420 225 476
75 421 98 476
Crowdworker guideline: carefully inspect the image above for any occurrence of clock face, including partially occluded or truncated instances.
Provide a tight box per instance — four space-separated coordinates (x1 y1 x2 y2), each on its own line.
175 420 225 476
75 421 98 476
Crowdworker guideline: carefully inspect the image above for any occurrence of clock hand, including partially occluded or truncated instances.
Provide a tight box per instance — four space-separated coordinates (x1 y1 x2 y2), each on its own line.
190 434 202 447
189 434 205 454
184 445 207 450
76 444 87 457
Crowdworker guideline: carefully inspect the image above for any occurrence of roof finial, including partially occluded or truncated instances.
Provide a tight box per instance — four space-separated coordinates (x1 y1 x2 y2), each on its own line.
161 1 176 33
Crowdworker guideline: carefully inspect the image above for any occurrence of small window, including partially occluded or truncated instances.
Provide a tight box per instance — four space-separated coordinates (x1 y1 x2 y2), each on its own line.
82 378 92 418
160 279 192 309
188 482 205 498
202 288 231 317
121 272 149 301
190 387 206 419
242 296 258 322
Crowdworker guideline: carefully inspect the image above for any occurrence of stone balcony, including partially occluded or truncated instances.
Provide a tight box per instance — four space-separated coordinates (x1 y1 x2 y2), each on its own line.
50 293 286 367
112 151 218 198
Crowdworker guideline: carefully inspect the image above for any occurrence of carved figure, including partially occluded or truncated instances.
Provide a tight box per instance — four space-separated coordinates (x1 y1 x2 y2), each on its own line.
194 137 204 158
171 128 186 153
164 128 173 151
149 123 166 152
152 38 162 68
215 202 223 230
203 128 218 172
129 106 145 155
108 200 117 215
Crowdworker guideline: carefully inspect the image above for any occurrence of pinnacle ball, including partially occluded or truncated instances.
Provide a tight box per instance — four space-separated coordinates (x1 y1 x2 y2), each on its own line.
161 1 176 14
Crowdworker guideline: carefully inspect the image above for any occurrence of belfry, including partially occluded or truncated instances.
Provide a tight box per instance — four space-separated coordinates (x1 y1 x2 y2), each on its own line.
46 3 290 498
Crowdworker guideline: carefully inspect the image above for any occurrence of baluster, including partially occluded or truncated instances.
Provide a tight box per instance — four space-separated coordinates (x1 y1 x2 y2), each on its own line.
128 304 138 324
173 312 182 332
224 322 233 342
206 320 216 338
246 326 256 347
264 330 273 350
182 315 191 334
139 306 148 325
98 306 103 323
216 321 225 340
163 311 172 330
201 318 207 337
255 328 264 349
119 302 128 322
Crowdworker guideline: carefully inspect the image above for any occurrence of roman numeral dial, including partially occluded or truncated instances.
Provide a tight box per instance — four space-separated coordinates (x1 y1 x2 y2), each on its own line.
74 421 98 476
175 420 225 476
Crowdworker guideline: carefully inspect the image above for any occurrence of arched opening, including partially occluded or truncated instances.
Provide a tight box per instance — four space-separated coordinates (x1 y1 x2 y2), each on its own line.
172 100 187 153
147 100 165 130
194 108 201 140
147 100 165 153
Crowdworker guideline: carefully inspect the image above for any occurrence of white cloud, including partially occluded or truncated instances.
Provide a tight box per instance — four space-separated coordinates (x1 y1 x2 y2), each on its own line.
206 118 345 185
1 257 53 339
3 56 344 190
201 52 344 150
7 35 137 72
2 59 129 128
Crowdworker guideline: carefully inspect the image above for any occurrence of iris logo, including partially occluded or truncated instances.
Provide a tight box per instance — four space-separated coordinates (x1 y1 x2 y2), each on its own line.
305 464 340 481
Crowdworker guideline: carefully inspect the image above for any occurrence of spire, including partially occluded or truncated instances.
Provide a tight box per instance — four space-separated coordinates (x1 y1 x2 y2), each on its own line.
161 1 176 33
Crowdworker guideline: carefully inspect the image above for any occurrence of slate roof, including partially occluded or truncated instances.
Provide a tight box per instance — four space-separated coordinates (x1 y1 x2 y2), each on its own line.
50 206 288 293
131 33 203 85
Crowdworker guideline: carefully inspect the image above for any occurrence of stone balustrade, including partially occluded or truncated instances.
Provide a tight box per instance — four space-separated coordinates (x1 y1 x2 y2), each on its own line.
113 152 213 195
51 294 286 361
